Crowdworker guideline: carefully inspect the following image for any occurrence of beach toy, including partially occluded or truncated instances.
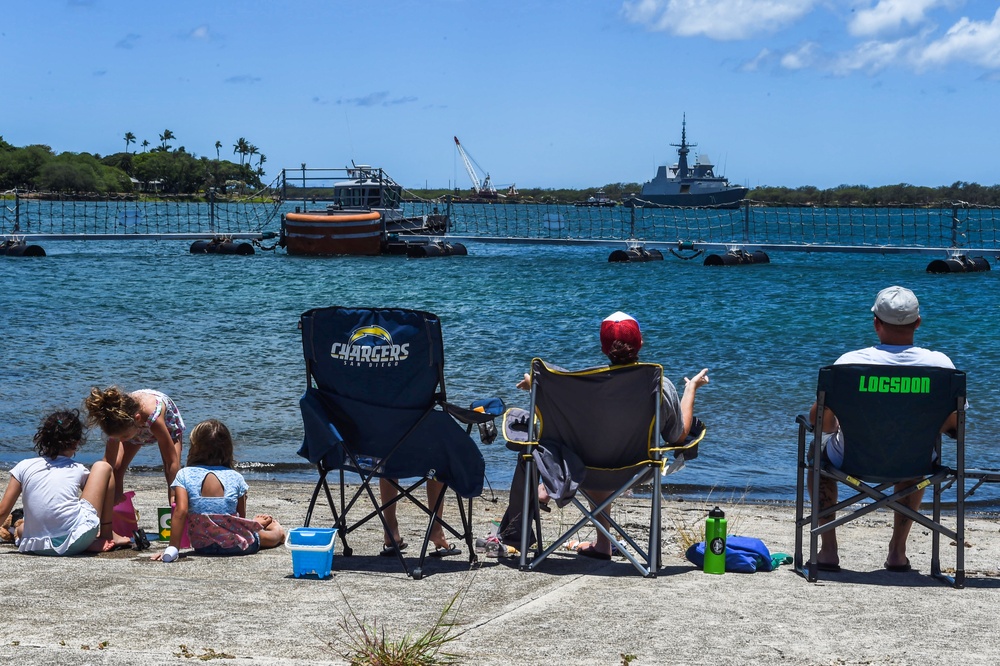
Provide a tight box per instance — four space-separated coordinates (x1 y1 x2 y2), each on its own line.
157 506 191 548
286 527 337 579
704 506 727 575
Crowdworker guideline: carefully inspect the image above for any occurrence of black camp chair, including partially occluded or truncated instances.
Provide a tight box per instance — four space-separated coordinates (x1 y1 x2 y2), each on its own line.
795 363 1000 588
508 358 704 577
297 306 502 579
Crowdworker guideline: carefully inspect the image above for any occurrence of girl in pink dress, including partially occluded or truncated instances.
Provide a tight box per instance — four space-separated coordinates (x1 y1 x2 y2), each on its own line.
152 419 285 563
84 386 185 504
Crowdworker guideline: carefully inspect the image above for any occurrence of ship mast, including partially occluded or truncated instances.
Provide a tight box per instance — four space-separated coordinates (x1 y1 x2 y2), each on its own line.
671 113 696 179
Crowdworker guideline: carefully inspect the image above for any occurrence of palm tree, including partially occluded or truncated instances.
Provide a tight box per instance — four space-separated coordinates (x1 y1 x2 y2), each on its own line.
123 132 136 155
215 140 222 161
159 129 175 151
247 143 259 170
141 139 150 153
233 137 249 166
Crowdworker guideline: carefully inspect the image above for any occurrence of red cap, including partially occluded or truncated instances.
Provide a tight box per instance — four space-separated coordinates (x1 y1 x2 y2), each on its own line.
600 311 642 356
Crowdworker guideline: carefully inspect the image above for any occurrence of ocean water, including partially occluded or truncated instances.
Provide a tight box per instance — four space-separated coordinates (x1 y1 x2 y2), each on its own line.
3 237 1000 508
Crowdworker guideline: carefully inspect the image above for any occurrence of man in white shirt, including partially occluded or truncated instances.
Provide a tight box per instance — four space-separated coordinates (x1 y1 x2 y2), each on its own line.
809 286 958 574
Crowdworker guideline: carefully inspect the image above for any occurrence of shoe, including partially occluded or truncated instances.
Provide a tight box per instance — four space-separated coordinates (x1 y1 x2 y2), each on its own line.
817 562 841 572
884 559 911 573
429 544 461 558
379 541 408 557
576 545 612 561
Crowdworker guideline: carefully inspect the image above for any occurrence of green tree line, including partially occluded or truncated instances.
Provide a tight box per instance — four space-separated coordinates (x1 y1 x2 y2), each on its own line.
0 132 266 196
406 181 1000 206
748 183 1000 206
4 134 999 206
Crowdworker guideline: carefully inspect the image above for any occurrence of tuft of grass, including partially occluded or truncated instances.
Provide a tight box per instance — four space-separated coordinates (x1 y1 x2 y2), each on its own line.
327 576 474 666
667 485 751 553
621 653 637 665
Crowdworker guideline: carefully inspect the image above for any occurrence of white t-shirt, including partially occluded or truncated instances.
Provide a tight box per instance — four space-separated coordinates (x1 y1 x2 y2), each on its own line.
10 456 92 552
825 344 957 467
834 344 955 369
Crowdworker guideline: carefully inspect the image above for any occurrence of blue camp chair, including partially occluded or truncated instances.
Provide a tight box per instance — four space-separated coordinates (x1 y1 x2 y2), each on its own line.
506 359 704 577
297 306 502 579
794 363 1000 588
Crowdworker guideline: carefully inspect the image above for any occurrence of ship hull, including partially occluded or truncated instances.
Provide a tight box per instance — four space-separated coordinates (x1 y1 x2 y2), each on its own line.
282 211 383 256
626 187 748 209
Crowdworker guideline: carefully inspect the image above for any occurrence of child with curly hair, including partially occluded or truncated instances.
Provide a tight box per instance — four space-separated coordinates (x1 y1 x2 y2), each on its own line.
153 419 285 563
0 409 132 555
84 386 185 504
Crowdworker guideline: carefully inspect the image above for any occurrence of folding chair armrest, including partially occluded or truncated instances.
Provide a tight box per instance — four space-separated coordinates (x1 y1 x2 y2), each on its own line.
795 413 814 433
653 418 707 460
442 401 499 425
500 407 534 445
965 469 1000 483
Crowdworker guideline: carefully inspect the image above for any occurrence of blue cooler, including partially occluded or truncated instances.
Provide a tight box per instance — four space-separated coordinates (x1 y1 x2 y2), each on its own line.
286 527 337 578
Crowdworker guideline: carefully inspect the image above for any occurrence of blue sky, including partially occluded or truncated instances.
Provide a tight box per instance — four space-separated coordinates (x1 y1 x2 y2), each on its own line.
2 1 999 191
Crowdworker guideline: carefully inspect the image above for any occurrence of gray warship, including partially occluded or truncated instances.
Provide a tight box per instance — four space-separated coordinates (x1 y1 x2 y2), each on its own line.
626 116 748 208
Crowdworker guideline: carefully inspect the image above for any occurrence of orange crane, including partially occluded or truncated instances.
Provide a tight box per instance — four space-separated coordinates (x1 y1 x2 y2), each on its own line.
453 136 498 198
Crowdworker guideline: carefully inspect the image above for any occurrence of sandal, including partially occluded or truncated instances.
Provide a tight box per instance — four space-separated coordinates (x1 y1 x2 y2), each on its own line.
379 541 407 557
429 544 461 557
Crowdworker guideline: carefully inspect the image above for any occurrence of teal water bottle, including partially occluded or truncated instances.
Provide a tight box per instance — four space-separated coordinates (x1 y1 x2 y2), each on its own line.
704 506 727 575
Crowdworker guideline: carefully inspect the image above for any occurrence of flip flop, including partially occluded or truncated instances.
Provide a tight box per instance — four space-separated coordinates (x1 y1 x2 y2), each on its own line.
576 546 612 561
884 559 911 573
429 544 461 557
817 562 841 572
379 541 408 557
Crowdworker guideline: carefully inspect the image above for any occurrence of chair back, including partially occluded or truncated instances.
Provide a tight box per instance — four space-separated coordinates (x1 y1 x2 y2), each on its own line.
530 358 661 469
818 363 965 481
298 307 487 492
301 306 445 409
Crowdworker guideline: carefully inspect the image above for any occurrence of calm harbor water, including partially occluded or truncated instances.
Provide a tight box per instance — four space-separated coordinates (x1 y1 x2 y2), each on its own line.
3 238 1000 509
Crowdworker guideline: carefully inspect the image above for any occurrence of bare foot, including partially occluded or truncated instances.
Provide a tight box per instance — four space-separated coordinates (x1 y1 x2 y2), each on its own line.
254 514 274 528
87 533 131 552
429 529 453 551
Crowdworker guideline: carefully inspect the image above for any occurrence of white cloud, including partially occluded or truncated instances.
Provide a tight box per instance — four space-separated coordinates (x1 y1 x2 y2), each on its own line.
740 48 775 71
831 35 914 74
188 25 213 41
622 0 816 40
622 0 1000 76
780 41 821 69
848 0 946 37
914 7 1000 69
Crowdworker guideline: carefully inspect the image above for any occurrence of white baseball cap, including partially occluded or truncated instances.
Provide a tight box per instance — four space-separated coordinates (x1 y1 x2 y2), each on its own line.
871 286 920 325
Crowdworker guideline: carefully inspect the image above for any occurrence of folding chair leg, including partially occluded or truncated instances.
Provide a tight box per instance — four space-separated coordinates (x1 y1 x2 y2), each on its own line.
793 424 807 579
518 452 539 572
305 467 352 557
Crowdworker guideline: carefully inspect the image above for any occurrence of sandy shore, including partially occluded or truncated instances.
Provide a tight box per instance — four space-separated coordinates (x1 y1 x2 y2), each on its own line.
2 471 1000 665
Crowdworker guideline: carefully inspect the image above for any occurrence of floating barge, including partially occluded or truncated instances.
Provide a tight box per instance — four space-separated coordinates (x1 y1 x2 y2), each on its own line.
279 165 451 256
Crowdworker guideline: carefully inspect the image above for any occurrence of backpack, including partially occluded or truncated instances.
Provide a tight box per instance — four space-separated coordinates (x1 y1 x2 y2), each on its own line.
685 535 776 573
